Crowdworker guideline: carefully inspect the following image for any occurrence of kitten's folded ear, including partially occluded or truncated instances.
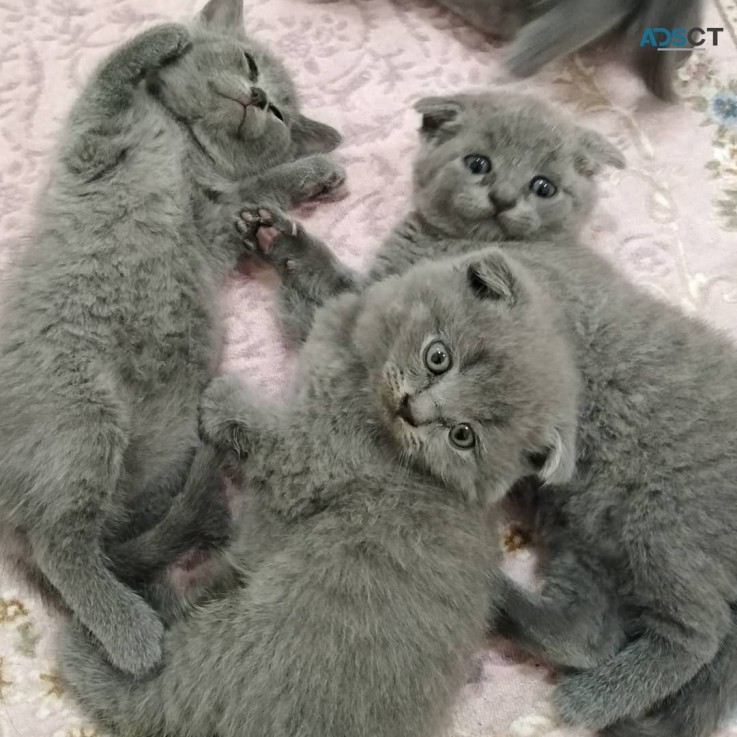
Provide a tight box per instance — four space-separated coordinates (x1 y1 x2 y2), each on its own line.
414 96 464 142
291 115 342 156
574 128 626 177
465 251 520 307
197 0 246 37
536 423 577 486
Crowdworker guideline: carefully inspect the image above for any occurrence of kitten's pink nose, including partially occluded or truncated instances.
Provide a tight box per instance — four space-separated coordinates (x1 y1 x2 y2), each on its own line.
396 394 417 427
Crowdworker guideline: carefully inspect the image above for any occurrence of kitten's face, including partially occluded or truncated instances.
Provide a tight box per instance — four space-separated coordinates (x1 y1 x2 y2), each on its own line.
412 92 624 241
353 250 579 505
148 0 340 174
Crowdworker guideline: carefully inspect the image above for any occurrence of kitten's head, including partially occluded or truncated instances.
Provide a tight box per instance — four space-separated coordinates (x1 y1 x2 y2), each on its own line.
412 91 624 241
147 0 340 174
353 249 580 506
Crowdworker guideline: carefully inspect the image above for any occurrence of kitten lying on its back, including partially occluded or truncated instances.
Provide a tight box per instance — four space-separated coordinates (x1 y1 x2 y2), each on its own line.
436 0 702 100
60 245 580 737
0 0 343 676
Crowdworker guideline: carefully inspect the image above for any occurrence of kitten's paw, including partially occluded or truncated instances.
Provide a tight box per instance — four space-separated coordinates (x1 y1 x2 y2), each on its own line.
601 716 669 737
236 207 309 275
133 23 192 72
298 157 347 202
198 376 251 458
553 672 618 730
101 596 164 676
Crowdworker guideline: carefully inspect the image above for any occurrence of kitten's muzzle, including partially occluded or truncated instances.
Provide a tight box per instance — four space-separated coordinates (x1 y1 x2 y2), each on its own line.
250 86 268 110
488 190 516 216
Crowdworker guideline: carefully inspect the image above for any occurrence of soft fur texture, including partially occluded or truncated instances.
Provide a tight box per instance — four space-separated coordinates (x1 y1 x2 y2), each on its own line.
0 0 343 676
437 0 702 100
59 248 579 737
242 90 737 737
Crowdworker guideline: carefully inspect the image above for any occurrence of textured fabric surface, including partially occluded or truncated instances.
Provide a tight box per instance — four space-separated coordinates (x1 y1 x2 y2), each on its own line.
1 1 736 735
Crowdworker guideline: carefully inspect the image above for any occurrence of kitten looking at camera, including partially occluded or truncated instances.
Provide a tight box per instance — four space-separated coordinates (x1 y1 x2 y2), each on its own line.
247 90 737 737
0 0 343 677
60 246 580 737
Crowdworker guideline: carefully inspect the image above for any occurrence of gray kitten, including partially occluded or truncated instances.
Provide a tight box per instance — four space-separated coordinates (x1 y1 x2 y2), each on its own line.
59 246 580 737
0 0 343 676
240 91 623 346
436 0 702 100
246 92 737 736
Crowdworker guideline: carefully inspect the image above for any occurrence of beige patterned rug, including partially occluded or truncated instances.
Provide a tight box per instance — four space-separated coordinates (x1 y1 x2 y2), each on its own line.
1 1 736 735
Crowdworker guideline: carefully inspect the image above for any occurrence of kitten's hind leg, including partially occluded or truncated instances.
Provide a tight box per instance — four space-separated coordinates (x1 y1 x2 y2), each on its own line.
602 605 737 737
495 549 625 669
237 207 357 345
506 0 629 77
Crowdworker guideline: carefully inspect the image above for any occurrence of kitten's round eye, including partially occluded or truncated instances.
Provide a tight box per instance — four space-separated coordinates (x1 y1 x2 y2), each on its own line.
449 423 476 450
243 52 259 80
463 154 492 175
424 341 452 374
530 176 557 198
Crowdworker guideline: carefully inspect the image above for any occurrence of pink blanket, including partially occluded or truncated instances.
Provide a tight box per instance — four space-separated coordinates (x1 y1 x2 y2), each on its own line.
1 1 736 735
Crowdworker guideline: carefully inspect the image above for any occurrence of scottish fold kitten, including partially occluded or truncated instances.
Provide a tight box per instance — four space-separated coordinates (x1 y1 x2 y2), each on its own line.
0 0 343 676
239 91 623 345
60 247 580 737
437 0 702 99
251 90 737 737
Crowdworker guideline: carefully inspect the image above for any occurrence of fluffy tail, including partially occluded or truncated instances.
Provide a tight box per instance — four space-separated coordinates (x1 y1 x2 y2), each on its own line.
58 622 166 737
604 604 737 737
506 0 631 78
631 0 703 101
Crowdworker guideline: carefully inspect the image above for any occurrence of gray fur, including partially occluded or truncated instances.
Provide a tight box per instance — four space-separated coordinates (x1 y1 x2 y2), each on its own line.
0 0 343 676
59 248 580 737
247 89 737 736
437 0 702 100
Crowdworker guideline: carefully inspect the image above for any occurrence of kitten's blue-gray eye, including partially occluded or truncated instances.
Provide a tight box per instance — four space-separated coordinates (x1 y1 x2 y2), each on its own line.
464 155 492 175
244 52 259 80
449 423 475 450
530 176 557 198
424 341 452 374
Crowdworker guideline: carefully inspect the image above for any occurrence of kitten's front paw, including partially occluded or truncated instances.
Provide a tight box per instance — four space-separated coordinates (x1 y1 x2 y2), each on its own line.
298 156 347 202
134 23 192 72
102 595 164 676
236 207 308 276
198 376 251 458
553 672 618 730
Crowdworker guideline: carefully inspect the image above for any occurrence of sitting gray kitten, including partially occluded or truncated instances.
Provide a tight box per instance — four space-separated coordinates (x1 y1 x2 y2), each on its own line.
0 0 343 676
240 91 623 346
245 91 737 736
436 0 702 100
60 247 580 737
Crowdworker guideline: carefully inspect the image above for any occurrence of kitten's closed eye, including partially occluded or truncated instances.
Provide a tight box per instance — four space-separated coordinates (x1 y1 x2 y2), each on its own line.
243 52 258 80
424 341 452 374
530 176 557 198
464 154 491 175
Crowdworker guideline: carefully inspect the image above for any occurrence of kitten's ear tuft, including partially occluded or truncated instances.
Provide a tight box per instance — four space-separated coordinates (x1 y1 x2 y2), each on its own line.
414 96 464 141
291 115 342 155
466 252 518 306
197 0 245 36
574 128 626 177
537 425 577 486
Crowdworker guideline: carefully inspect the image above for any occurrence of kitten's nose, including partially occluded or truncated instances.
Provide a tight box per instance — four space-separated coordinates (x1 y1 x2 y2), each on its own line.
489 187 516 214
251 86 268 109
396 394 417 427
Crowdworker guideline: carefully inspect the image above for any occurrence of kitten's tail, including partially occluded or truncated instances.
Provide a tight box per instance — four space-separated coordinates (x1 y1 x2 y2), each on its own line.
506 0 631 78
58 623 166 737
630 0 702 101
604 604 737 737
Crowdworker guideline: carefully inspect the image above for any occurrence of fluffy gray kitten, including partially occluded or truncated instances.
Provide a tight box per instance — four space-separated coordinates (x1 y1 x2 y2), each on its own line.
244 91 737 737
242 91 623 346
0 0 343 676
436 0 702 100
59 247 580 737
